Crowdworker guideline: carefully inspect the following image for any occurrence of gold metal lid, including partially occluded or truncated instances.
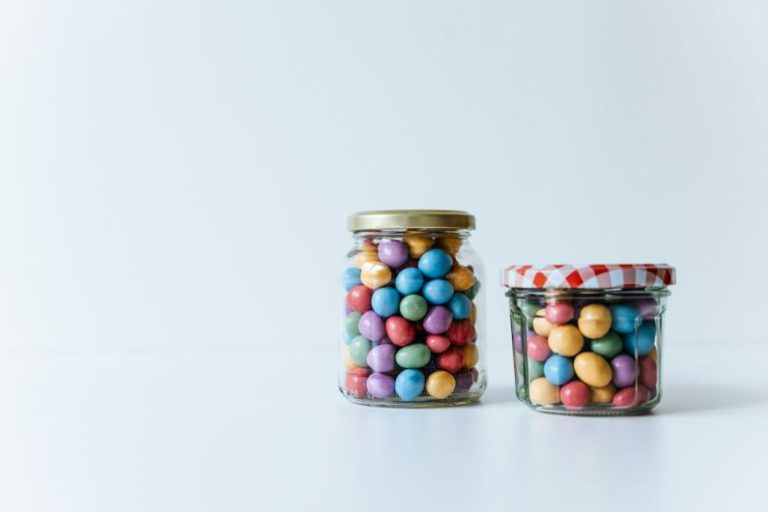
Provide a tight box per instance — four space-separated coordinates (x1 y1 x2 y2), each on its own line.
347 210 476 232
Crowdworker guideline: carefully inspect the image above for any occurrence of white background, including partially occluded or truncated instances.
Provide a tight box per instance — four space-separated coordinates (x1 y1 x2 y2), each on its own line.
1 2 768 511
1 0 767 354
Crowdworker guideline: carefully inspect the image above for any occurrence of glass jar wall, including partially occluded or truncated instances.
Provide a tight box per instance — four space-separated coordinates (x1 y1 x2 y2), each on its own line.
340 210 486 407
503 264 675 415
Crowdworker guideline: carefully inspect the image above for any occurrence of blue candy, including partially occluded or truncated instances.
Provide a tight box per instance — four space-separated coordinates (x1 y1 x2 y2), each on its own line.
623 320 656 356
395 369 426 401
422 279 454 305
371 287 400 317
417 248 453 279
610 304 640 334
543 354 574 385
448 293 471 319
342 267 361 290
395 267 424 295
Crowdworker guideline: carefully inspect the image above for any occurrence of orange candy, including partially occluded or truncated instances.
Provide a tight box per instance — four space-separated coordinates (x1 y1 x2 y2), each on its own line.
446 266 474 292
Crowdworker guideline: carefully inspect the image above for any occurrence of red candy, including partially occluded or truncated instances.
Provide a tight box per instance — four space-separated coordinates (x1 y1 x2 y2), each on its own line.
560 380 591 408
346 285 372 313
385 316 416 347
446 320 476 346
639 356 657 388
438 347 465 373
426 334 451 353
344 368 370 398
544 302 574 325
527 335 550 362
612 385 651 407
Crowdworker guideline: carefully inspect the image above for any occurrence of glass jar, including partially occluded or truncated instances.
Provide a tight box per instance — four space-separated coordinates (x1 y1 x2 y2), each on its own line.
503 264 676 415
340 210 486 407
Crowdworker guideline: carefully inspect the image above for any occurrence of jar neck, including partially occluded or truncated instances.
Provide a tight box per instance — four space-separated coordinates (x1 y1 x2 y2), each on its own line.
352 229 472 240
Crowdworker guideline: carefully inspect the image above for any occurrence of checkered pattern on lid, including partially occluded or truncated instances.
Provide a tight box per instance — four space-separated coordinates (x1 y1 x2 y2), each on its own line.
502 264 676 290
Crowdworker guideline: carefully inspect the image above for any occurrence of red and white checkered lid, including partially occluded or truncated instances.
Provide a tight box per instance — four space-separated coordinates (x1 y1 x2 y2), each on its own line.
502 263 676 290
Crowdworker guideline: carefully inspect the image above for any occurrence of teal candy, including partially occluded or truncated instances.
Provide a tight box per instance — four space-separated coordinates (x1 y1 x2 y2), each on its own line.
395 369 426 401
395 344 431 368
345 312 362 337
349 335 371 366
395 268 424 295
623 320 656 356
400 294 428 321
610 304 641 334
448 293 471 320
343 333 354 345
371 287 400 317
590 331 623 358
543 354 574 385
422 279 454 305
342 267 362 291
528 359 545 380
417 249 453 278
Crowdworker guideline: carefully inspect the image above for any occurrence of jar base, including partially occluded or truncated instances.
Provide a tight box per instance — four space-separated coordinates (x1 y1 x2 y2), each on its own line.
523 396 661 416
340 385 486 408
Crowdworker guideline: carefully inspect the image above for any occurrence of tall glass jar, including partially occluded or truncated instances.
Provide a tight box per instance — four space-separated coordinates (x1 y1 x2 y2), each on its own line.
340 210 486 407
503 263 676 415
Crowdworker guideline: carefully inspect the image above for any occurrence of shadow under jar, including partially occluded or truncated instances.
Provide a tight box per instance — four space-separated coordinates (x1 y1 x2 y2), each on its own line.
340 210 486 407
502 263 676 416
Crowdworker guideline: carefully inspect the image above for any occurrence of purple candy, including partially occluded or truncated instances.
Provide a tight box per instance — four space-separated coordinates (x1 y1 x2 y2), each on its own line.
344 302 353 314
455 370 474 391
366 344 396 372
358 311 385 342
611 354 640 387
513 331 523 353
422 306 453 334
378 240 409 268
366 373 395 398
636 300 660 319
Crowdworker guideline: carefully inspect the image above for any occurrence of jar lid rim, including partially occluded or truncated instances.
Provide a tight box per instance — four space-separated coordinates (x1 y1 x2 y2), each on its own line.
502 263 676 290
348 210 475 232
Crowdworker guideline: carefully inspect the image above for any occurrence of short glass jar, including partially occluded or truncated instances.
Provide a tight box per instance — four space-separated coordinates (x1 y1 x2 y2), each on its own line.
503 264 676 415
340 210 486 407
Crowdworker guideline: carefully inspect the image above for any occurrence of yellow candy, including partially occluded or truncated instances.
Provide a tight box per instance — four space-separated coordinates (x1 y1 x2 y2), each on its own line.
649 346 658 362
342 347 358 371
445 265 475 292
354 250 378 267
532 309 555 337
463 343 479 368
360 261 392 289
468 302 477 325
590 384 616 404
437 236 462 255
548 325 584 356
403 235 433 258
529 377 560 405
426 370 456 399
573 352 613 387
577 304 612 339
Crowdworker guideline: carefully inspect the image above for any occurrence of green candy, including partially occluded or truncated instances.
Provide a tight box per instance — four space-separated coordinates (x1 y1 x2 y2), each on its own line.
349 335 371 366
519 301 541 324
400 294 428 321
395 344 431 369
465 280 481 300
345 312 362 337
527 359 545 381
590 331 623 358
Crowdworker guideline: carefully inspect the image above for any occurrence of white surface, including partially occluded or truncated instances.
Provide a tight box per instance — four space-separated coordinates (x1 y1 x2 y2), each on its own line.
1 343 766 511
2 1 768 353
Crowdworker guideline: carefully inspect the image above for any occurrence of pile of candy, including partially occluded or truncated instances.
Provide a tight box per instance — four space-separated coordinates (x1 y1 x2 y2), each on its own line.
341 235 481 404
514 301 658 410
